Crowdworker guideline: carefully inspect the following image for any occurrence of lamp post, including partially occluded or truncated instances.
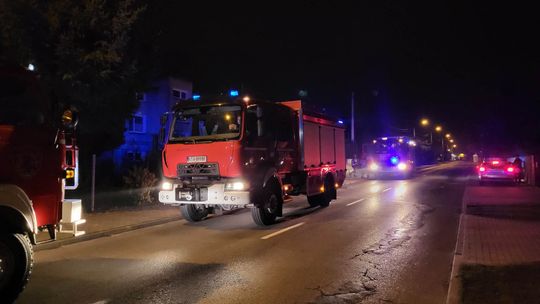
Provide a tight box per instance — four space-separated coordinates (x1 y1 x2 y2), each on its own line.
435 125 444 161
418 118 432 144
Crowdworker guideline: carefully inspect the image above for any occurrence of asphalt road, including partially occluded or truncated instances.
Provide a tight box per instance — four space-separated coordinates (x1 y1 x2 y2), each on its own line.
17 162 473 304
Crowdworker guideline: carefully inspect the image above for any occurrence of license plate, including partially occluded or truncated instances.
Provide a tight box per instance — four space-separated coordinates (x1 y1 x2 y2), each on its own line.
176 188 208 201
187 156 207 163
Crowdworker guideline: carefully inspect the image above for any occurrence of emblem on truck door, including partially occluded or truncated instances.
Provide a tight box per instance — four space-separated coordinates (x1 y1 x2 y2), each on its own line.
187 156 207 163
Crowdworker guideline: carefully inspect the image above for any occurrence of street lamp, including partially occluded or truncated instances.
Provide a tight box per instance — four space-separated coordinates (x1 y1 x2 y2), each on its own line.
445 133 451 139
453 144 457 148
420 118 429 126
449 139 454 143
434 126 444 159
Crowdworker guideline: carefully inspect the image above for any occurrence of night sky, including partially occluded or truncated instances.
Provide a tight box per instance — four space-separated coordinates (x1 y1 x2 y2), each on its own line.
148 2 540 154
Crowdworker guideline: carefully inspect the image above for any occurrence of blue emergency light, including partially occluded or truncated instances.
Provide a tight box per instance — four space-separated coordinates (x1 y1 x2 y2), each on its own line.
192 94 201 100
229 90 239 97
390 156 399 165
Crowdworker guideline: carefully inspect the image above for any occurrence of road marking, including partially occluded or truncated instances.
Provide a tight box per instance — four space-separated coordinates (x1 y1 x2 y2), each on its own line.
382 187 392 192
346 198 365 206
261 222 305 240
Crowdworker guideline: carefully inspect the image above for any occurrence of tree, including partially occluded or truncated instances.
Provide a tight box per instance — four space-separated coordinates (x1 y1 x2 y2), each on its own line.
0 0 149 154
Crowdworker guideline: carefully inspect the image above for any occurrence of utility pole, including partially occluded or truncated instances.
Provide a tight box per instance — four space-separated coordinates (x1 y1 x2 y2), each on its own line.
351 92 355 143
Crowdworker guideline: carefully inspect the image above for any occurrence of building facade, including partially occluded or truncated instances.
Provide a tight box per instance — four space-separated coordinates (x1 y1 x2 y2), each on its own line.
102 77 192 173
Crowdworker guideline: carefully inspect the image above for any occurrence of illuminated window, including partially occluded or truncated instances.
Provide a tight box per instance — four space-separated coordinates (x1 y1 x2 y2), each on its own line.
172 89 188 100
127 114 145 133
135 92 146 101
125 151 142 161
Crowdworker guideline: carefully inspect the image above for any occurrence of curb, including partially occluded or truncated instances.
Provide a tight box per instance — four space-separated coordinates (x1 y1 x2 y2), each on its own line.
446 213 466 304
35 216 182 251
343 178 363 185
446 186 469 304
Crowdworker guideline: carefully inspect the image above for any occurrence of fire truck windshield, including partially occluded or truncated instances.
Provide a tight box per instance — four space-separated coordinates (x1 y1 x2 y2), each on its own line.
367 139 409 155
170 105 242 142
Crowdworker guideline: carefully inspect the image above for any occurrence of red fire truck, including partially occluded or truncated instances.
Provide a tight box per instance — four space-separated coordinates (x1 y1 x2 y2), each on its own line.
0 66 79 302
158 98 346 226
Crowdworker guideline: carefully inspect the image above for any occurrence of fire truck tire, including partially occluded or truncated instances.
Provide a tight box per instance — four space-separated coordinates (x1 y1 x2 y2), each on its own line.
0 233 33 303
180 204 209 222
319 177 336 208
251 191 278 226
307 194 324 207
308 178 335 208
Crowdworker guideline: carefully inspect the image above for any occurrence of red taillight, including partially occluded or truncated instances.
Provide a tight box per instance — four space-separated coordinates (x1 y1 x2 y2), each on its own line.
479 167 486 172
507 167 514 173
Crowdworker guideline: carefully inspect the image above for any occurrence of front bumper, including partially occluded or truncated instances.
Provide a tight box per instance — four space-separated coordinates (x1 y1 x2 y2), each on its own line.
159 183 250 206
363 168 411 178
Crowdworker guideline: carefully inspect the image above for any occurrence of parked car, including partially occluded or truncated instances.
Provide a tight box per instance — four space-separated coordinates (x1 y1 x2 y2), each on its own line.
477 158 519 185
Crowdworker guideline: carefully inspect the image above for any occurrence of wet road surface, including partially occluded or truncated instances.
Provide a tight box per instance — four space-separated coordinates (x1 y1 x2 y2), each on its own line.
18 162 473 304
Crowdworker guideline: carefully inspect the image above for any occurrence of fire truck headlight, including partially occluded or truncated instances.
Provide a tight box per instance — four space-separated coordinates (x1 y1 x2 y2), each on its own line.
225 181 248 191
161 182 173 191
369 163 379 171
397 163 408 171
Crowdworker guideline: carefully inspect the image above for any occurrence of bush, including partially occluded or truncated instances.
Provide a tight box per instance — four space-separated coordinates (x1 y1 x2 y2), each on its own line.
123 166 159 206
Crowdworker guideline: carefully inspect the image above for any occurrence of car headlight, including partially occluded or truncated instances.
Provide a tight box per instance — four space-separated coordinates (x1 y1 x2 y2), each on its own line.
369 163 379 171
397 163 407 171
161 181 173 191
225 181 249 191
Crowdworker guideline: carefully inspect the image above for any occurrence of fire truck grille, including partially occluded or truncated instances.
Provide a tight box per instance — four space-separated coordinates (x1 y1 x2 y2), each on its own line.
177 163 219 177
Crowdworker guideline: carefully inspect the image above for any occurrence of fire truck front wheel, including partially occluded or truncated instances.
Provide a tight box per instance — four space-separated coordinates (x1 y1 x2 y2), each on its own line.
180 204 209 222
251 191 278 226
0 233 33 303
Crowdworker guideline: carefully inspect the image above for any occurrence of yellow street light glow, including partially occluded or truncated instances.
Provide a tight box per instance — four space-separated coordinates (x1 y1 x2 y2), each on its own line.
449 139 454 143
225 114 231 120
453 144 457 148
435 125 442 132
243 96 250 102
420 118 429 126
445 133 451 138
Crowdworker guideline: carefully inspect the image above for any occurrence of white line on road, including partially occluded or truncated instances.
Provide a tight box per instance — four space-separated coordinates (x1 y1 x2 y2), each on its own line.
382 187 392 192
346 198 365 206
261 222 305 240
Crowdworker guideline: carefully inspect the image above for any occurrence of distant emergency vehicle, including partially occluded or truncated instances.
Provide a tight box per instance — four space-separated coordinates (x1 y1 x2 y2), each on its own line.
363 136 415 179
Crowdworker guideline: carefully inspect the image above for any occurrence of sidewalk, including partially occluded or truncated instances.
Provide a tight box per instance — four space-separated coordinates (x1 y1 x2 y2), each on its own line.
447 185 540 303
35 205 181 251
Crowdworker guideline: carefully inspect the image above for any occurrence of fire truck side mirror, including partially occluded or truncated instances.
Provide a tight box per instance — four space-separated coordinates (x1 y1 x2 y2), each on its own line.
160 113 168 126
159 127 165 145
159 114 168 145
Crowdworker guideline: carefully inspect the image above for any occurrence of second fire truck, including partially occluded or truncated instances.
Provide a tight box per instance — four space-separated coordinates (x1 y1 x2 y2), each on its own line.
159 98 346 226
